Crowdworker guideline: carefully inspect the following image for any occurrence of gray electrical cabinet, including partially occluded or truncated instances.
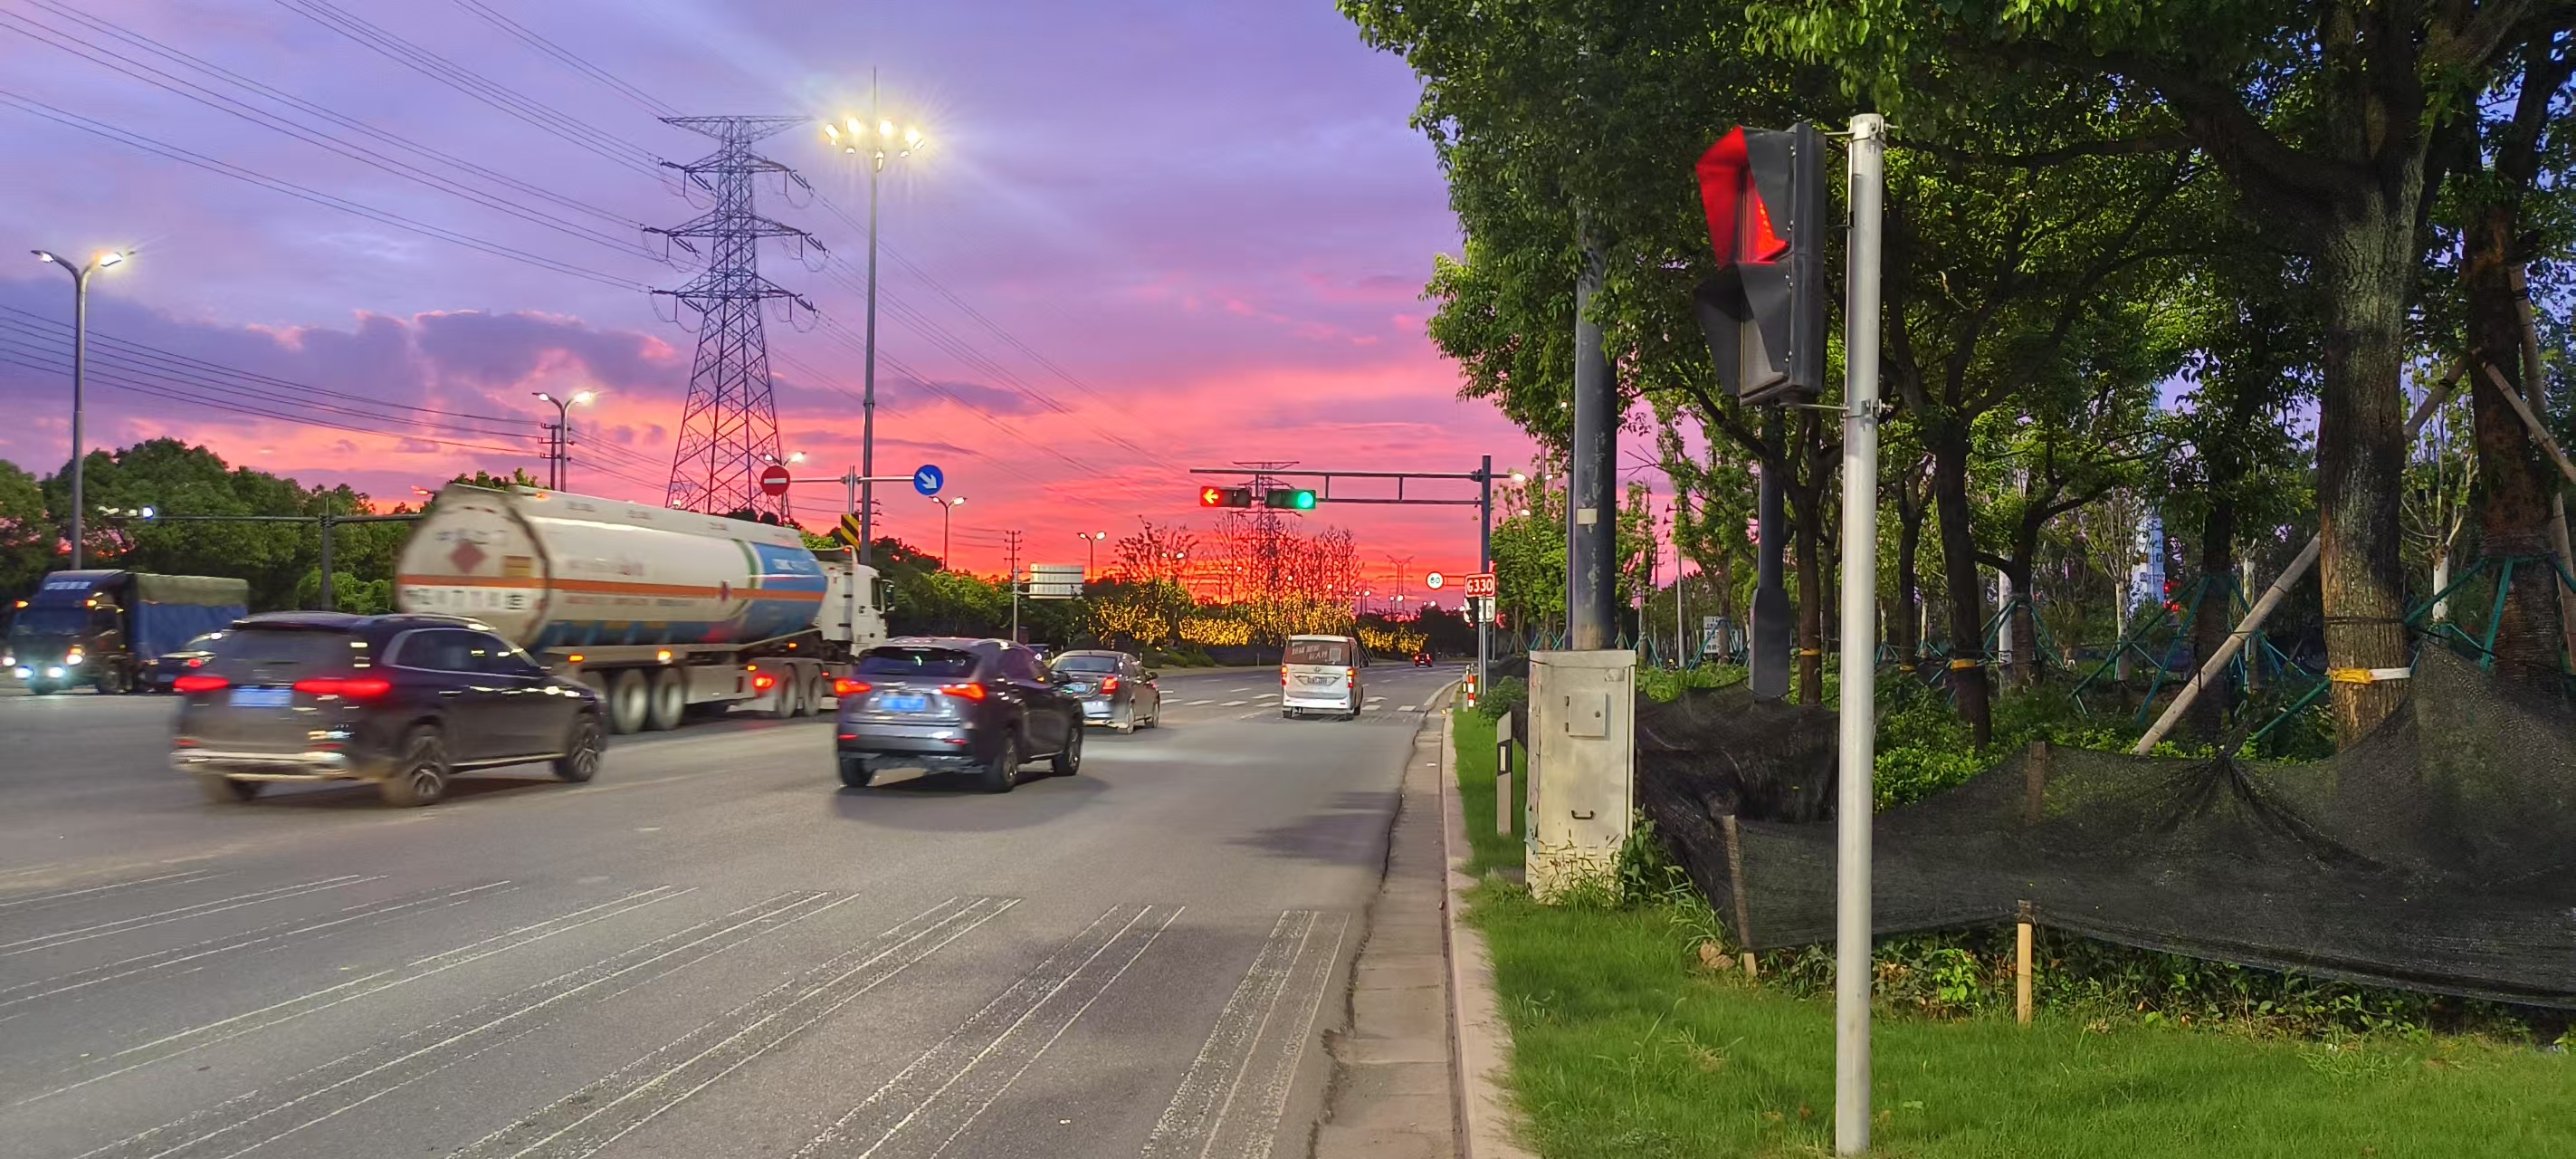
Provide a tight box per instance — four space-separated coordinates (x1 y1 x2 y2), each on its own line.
1526 650 1636 900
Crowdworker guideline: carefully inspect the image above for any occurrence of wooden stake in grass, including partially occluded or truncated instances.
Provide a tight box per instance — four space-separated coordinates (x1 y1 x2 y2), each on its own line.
1722 813 1758 977
2016 901 2036 1026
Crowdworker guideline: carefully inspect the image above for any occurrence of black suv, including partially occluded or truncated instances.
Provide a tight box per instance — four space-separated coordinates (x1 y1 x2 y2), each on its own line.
833 637 1082 792
171 613 606 807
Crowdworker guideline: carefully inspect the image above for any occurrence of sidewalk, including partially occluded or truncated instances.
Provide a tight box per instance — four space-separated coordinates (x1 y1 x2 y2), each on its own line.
1312 694 1459 1158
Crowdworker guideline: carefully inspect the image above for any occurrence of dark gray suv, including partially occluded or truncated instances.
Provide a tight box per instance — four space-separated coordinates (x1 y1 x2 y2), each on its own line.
833 637 1083 792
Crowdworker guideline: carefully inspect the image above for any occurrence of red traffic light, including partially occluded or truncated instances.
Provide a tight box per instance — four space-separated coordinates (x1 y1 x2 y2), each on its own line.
1198 486 1253 508
1691 122 1824 406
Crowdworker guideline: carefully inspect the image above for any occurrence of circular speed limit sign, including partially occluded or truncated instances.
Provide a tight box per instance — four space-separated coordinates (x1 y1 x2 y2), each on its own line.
1424 571 1445 590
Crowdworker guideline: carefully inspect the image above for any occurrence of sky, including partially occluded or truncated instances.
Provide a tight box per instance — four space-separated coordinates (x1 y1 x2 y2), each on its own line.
0 0 1536 599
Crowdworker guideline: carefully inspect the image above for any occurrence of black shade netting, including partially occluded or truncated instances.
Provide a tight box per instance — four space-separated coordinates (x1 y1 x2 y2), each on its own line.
1635 649 2576 1007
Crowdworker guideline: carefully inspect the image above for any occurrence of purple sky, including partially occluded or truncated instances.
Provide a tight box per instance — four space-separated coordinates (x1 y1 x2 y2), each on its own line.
0 0 1537 592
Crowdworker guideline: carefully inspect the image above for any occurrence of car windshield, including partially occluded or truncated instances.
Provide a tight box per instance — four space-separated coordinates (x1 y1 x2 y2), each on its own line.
205 628 365 679
1053 655 1119 674
856 647 978 678
1284 638 1352 666
7 608 90 637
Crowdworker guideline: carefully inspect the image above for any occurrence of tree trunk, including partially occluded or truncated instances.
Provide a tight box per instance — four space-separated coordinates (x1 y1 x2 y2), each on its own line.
2462 216 2565 687
2189 494 2238 741
1931 427 1991 747
1894 470 1925 667
2314 206 2418 746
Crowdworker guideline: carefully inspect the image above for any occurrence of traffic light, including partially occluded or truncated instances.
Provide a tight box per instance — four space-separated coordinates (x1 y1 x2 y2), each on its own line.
1691 121 1824 406
1198 485 1254 508
1263 488 1317 511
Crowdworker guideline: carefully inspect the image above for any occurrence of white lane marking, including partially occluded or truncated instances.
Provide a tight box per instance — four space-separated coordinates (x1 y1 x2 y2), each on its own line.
1229 686 1254 693
1138 912 1316 1159
0 875 377 958
74 891 851 1159
1218 701 1245 707
0 882 514 1011
1397 705 1416 713
1187 700 1215 706
17 886 687 1107
0 869 221 913
463 897 1017 1159
794 904 1182 1159
1203 913 1348 1159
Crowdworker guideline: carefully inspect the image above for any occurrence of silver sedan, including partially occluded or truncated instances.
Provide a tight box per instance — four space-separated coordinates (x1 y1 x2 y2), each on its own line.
1047 650 1162 733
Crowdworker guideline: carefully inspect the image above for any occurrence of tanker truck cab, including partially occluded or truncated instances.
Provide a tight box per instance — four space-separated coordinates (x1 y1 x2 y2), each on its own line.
396 484 888 736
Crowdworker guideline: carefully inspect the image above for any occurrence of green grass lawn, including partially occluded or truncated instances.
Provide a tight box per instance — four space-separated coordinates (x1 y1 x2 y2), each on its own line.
1448 710 2575 1159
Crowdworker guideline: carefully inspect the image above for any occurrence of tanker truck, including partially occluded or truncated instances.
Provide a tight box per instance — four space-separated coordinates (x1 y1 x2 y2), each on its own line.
394 484 886 734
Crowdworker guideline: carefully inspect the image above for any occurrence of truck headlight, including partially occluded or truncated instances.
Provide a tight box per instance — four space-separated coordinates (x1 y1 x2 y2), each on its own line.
44 666 64 678
63 652 83 666
11 666 28 679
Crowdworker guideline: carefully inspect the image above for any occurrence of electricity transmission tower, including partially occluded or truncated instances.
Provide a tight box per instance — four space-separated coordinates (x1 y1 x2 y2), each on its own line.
652 116 822 517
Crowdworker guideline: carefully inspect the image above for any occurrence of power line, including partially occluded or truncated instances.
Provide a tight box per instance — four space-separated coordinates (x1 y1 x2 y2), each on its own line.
14 0 651 232
0 350 529 455
0 88 652 290
445 0 679 118
272 0 668 179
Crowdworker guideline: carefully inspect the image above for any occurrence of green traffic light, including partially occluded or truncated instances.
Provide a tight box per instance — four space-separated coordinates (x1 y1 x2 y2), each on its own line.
1292 490 1316 511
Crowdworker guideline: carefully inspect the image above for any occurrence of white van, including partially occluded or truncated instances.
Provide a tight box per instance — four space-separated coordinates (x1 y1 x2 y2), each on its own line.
1281 634 1363 720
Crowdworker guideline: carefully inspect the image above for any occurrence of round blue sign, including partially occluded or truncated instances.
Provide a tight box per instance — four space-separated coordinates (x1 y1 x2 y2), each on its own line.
912 465 944 497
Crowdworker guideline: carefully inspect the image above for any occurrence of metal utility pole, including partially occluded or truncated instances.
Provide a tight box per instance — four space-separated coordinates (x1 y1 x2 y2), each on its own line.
532 390 593 491
1477 454 1493 696
33 248 127 570
1569 223 1618 649
1001 530 1025 642
652 116 818 519
1835 110 1885 1157
1674 497 1689 666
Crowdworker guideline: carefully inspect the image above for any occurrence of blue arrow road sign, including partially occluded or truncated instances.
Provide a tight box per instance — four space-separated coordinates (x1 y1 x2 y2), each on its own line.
912 465 944 497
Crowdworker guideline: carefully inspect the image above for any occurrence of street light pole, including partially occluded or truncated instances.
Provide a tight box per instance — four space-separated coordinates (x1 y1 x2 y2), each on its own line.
34 248 126 570
931 496 966 566
1078 531 1105 579
830 72 927 572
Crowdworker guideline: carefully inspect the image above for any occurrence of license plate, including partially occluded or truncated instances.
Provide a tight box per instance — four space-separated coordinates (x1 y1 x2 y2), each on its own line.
881 694 928 713
229 687 292 709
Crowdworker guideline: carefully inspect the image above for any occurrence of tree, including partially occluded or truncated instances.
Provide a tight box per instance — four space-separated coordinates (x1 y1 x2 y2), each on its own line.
0 460 51 597
449 467 544 491
1758 0 2559 742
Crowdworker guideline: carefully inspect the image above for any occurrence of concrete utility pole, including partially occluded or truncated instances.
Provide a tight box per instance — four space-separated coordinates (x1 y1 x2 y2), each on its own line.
1835 110 1886 1157
33 248 126 570
1569 224 1618 649
1002 529 1024 643
533 390 594 491
1477 454 1493 695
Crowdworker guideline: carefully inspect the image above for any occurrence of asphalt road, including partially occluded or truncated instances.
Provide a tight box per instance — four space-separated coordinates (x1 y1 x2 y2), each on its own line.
0 662 1464 1159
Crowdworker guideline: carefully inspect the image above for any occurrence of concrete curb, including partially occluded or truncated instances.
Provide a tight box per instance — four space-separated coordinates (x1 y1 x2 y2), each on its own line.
1438 700 1536 1159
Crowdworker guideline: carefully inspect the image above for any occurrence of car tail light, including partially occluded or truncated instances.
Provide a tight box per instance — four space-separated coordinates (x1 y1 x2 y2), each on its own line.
940 682 988 702
834 678 871 696
1346 667 1357 685
173 675 230 694
1100 675 1120 694
751 674 778 693
1280 666 1288 685
293 676 393 700
186 656 205 668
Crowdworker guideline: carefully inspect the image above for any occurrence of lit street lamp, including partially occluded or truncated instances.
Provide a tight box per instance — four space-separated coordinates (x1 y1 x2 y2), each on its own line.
930 495 966 565
33 247 127 569
1077 530 1106 579
531 389 596 491
825 76 927 570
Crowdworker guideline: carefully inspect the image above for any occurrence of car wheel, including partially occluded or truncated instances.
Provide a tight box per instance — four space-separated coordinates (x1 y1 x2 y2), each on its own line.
607 670 650 735
379 727 450 808
197 774 261 803
838 754 873 789
978 734 1018 794
553 714 604 782
1111 704 1135 734
1052 723 1084 776
646 667 687 732
1282 708 1296 720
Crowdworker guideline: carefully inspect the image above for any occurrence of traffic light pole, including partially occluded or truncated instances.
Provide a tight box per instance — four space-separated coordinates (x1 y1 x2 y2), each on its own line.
1835 110 1885 1158
1188 464 1497 692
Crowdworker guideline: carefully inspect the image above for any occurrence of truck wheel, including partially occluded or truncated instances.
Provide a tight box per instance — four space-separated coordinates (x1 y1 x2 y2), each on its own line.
978 735 1018 794
646 667 686 732
197 774 261 803
807 672 832 715
380 728 450 807
553 714 604 782
94 666 131 695
607 670 650 735
768 673 797 720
